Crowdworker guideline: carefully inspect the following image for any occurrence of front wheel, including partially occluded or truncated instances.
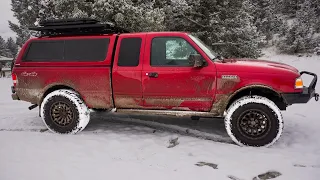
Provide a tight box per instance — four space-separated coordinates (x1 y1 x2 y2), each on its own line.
224 96 284 147
40 89 90 134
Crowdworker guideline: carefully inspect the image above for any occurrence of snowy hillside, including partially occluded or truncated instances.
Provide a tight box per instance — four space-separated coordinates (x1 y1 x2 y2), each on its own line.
0 52 320 180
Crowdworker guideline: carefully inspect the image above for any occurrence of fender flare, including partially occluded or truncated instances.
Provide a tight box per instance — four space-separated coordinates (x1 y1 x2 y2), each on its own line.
39 83 77 105
229 84 281 101
211 84 282 116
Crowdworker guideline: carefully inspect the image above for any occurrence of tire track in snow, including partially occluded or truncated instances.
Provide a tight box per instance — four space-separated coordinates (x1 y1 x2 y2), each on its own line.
103 116 234 144
0 128 48 132
0 114 234 145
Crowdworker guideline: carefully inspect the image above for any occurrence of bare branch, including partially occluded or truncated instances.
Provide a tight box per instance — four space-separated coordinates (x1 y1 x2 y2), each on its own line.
211 42 241 46
186 12 206 18
178 14 208 28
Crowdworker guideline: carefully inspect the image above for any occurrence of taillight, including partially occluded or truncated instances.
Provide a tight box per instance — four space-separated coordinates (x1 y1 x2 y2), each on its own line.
12 73 17 87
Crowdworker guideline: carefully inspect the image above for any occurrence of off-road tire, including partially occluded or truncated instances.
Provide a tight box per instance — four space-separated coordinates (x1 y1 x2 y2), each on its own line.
40 89 90 134
224 95 283 147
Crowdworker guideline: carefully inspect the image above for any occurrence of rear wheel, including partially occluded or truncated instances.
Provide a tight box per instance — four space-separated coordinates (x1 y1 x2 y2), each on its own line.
40 89 90 134
224 96 283 147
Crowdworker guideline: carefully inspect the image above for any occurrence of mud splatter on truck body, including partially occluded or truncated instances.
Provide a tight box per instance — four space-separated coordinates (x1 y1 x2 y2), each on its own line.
14 67 114 109
210 74 241 116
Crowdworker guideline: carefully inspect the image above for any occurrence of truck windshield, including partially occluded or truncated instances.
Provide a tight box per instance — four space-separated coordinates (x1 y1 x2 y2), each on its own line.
188 34 217 61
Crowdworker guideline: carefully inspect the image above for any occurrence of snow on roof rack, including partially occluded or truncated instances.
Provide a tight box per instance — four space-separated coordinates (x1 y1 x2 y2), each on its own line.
28 18 130 37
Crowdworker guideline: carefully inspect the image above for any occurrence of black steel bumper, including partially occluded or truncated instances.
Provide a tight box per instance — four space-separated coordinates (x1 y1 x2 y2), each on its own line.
282 71 319 105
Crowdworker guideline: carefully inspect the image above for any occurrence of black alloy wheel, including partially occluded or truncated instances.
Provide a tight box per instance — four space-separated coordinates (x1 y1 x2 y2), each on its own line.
50 101 75 127
237 109 271 140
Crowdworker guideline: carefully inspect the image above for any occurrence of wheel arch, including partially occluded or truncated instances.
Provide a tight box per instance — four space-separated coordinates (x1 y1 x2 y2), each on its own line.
39 84 78 105
226 85 287 111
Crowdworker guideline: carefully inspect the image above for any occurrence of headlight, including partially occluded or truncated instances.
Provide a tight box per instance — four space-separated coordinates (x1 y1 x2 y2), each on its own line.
295 77 304 89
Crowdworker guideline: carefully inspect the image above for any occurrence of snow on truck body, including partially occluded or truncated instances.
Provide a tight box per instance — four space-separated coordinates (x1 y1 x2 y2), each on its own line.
10 18 319 147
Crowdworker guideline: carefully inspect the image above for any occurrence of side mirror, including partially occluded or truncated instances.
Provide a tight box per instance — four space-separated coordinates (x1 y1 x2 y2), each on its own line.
188 54 205 68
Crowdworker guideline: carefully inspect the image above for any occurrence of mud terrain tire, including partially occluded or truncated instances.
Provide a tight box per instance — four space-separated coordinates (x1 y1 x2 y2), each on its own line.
40 89 90 134
225 96 283 147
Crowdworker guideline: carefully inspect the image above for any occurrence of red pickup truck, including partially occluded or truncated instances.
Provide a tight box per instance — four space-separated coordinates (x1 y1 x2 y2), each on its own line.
11 18 318 147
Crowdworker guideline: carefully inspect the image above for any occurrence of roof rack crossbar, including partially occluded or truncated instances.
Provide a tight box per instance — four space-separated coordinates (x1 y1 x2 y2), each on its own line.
39 18 100 26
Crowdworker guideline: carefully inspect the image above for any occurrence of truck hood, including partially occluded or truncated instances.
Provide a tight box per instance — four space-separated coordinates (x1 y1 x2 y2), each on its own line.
216 58 300 75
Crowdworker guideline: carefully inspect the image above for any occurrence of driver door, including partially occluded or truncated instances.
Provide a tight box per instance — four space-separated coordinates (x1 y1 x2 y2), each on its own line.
142 34 216 112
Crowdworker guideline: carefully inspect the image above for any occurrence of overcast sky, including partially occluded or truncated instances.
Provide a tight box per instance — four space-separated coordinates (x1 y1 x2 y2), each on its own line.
0 0 17 40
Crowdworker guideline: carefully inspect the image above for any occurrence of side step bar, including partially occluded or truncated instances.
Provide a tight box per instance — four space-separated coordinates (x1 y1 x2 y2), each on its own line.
114 109 218 118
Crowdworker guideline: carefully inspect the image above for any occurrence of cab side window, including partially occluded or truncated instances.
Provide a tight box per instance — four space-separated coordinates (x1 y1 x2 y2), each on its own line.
151 37 200 67
118 38 142 67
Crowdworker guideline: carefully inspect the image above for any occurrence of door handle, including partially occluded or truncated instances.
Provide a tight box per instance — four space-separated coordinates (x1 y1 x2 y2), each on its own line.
147 72 158 78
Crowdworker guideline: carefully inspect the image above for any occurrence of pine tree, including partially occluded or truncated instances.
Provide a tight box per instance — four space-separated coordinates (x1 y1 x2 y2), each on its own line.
0 36 11 57
219 0 262 58
311 0 320 32
92 0 165 32
280 0 299 17
163 0 191 32
6 38 19 58
250 0 285 42
9 0 42 46
9 0 266 58
51 0 93 19
9 0 94 46
277 0 317 53
166 0 262 58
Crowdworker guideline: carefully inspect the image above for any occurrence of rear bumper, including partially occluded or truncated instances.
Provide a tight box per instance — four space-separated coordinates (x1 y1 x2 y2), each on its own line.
12 93 19 100
282 71 319 105
11 86 19 100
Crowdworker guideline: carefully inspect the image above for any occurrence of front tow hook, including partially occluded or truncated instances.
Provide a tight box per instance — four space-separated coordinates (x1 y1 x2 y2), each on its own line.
315 93 319 101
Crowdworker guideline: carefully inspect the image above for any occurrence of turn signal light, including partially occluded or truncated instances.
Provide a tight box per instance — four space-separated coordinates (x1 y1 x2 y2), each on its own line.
295 77 303 89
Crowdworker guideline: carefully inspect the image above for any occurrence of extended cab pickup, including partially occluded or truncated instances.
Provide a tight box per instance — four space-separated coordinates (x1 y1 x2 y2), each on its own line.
11 18 319 147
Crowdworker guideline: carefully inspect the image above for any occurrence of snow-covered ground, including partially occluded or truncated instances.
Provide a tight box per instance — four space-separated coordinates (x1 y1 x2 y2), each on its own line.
1 51 320 180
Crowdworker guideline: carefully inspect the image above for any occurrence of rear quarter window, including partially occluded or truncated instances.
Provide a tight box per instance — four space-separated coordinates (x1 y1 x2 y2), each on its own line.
23 40 64 61
22 38 110 62
64 39 110 61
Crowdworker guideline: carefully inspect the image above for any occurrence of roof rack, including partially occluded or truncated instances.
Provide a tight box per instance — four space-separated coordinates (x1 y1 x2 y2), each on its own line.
29 18 130 37
38 18 100 26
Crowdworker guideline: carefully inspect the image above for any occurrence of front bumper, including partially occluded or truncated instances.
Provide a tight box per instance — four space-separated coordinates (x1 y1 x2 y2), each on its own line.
282 71 319 105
